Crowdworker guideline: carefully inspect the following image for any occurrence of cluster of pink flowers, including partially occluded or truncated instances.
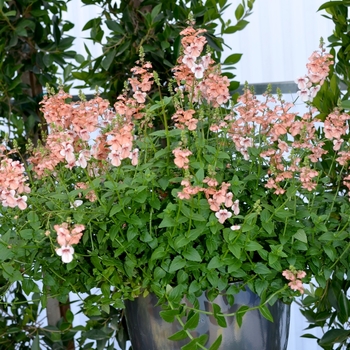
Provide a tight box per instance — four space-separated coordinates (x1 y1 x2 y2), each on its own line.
173 27 230 107
176 177 241 227
171 109 198 130
29 60 155 179
29 92 112 176
172 148 192 169
75 182 97 202
295 43 333 102
282 268 306 294
54 223 85 263
0 146 30 210
231 89 325 194
26 60 156 264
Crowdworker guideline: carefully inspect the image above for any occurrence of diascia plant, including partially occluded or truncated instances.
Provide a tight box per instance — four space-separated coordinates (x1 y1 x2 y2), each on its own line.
1 22 350 349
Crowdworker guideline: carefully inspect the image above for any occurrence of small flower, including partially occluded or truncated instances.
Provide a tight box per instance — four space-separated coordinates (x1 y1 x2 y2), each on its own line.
182 54 195 69
56 245 74 263
231 200 240 215
288 279 305 294
129 148 139 166
230 225 241 231
70 200 83 208
191 63 205 79
295 76 309 90
297 89 310 102
224 192 233 208
282 269 296 281
16 195 27 210
133 90 147 104
297 270 307 279
215 209 232 224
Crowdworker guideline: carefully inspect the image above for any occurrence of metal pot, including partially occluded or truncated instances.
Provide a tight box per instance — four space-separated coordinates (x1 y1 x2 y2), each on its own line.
124 288 290 350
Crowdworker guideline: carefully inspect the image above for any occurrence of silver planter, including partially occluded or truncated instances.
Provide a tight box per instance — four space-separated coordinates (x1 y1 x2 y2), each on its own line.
124 288 290 350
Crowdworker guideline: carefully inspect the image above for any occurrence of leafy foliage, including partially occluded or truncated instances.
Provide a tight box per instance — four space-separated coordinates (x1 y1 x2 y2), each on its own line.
0 280 129 349
73 0 254 100
0 0 76 153
289 2 350 348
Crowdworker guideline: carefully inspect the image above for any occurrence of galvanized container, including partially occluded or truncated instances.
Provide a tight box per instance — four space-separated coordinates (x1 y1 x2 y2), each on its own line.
124 288 290 350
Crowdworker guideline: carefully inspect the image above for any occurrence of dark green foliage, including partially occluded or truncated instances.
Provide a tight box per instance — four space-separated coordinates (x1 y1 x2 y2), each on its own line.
73 0 254 101
0 0 75 153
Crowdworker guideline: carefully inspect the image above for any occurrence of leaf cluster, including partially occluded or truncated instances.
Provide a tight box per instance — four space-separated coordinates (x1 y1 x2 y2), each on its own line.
0 0 76 154
72 0 254 101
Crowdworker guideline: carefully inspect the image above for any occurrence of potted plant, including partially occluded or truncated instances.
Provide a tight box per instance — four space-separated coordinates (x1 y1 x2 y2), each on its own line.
0 20 347 349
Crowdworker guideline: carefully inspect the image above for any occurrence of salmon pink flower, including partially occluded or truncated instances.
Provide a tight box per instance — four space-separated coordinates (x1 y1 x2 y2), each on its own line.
288 279 305 294
172 148 192 169
133 90 147 104
130 148 139 166
16 196 27 210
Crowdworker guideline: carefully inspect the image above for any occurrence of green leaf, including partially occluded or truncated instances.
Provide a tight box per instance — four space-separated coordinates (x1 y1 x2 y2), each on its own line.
75 54 85 64
236 305 249 327
318 1 350 11
274 209 292 220
208 256 223 269
183 247 202 262
235 3 245 20
85 329 110 340
228 244 241 259
22 278 40 295
293 229 308 243
110 204 122 217
101 282 110 298
174 235 190 249
151 247 166 260
169 256 186 273
115 40 130 57
224 53 242 65
245 241 263 251
105 20 124 34
27 211 40 230
341 100 350 109
254 263 270 275
318 329 350 346
4 10 16 17
160 309 179 323
195 168 205 182
31 334 40 350
213 303 227 327
259 304 274 322
101 49 116 70
262 221 274 234
208 335 222 350
63 64 72 81
0 245 14 261
184 312 200 330
151 3 162 21
19 229 34 239
190 213 206 221
168 329 188 341
8 34 18 47
324 245 336 261
189 280 201 294
255 279 269 296
159 216 176 228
